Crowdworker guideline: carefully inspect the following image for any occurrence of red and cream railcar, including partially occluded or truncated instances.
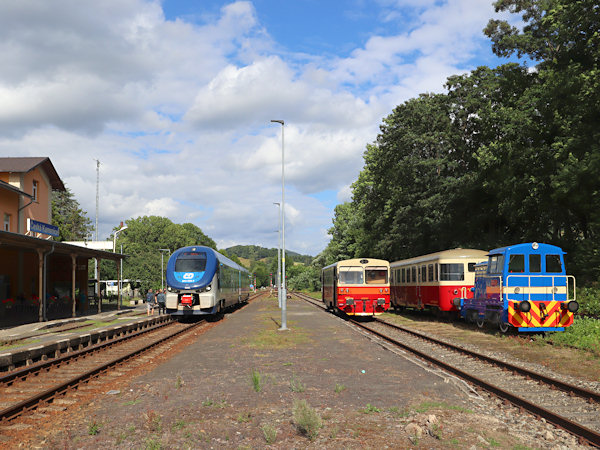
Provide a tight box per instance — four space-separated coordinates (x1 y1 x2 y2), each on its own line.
322 258 390 316
390 249 487 314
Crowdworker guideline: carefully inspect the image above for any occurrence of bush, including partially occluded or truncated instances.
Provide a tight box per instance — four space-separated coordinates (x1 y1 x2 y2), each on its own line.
293 399 322 440
576 287 600 316
544 317 600 354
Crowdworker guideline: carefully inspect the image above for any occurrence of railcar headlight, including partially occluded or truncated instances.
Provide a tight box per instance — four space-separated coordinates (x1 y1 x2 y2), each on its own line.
206 286 211 291
518 300 531 313
452 298 461 307
567 301 579 313
514 287 520 294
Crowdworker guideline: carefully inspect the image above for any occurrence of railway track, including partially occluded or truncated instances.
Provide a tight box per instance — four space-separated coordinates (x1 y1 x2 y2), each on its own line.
0 318 199 424
0 293 261 427
293 292 600 447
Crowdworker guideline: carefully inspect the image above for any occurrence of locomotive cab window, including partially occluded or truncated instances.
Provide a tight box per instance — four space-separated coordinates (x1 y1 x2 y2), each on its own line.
467 263 476 272
366 267 388 284
545 254 563 273
488 255 504 274
175 252 207 272
440 263 464 281
529 254 541 273
339 267 364 284
508 254 525 273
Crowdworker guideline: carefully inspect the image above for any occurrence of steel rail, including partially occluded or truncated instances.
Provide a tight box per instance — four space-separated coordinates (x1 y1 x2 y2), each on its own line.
373 316 600 403
0 321 197 422
0 316 173 385
293 292 600 447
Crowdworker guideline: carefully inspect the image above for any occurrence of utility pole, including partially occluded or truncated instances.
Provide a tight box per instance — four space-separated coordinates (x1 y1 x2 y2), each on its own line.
93 159 100 302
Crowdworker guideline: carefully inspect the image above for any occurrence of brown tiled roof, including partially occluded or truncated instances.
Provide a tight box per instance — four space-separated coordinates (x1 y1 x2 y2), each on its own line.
0 179 33 198
0 157 65 191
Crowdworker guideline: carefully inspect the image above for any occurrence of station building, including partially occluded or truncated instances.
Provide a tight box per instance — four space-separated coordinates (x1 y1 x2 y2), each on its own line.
0 157 124 325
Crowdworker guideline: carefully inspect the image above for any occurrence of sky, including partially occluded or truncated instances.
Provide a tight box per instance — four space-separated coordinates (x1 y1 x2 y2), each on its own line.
0 0 514 256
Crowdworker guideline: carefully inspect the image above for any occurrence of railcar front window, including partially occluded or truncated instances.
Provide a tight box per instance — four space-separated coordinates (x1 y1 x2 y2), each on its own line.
175 252 207 272
508 254 525 273
339 267 364 284
546 254 563 273
440 263 464 281
366 267 388 284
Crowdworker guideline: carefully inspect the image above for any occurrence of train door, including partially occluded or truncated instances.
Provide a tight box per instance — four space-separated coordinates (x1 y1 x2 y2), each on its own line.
332 267 338 310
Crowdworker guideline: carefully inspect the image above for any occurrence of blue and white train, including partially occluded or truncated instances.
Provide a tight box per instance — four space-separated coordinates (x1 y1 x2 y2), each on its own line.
165 246 250 317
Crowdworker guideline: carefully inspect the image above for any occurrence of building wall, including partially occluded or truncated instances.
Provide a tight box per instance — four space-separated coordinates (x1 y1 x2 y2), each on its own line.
22 167 51 233
0 189 19 232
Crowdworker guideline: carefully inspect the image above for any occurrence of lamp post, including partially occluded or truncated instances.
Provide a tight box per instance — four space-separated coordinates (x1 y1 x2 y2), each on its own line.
273 202 281 308
271 119 287 330
113 223 127 310
159 249 170 291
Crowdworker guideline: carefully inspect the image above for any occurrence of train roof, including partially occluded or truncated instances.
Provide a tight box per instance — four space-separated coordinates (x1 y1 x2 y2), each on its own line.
322 258 389 271
171 245 249 273
390 248 488 267
488 242 565 256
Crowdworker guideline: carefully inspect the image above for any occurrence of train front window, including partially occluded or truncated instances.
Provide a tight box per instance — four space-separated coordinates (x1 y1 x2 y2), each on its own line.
529 254 541 273
440 263 464 281
546 254 563 273
366 267 388 284
175 252 207 272
508 254 525 273
339 267 364 284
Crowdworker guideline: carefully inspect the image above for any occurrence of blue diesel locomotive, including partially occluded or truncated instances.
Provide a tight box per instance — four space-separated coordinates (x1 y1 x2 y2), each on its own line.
455 242 579 332
165 246 250 317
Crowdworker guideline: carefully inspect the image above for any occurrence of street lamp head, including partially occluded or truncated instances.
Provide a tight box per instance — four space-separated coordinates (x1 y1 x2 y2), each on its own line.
270 119 284 125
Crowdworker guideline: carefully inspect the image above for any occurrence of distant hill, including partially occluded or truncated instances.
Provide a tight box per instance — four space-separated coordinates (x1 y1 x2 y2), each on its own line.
226 245 313 265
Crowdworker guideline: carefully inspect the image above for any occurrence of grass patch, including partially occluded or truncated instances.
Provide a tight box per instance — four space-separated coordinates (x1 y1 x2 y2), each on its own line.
261 423 277 444
244 320 312 349
251 369 262 392
543 317 600 355
292 399 322 440
361 403 380 414
175 375 184 389
202 398 214 407
88 421 100 436
123 398 141 406
334 383 346 393
237 412 252 423
143 410 162 433
172 419 186 431
289 374 305 393
412 401 472 414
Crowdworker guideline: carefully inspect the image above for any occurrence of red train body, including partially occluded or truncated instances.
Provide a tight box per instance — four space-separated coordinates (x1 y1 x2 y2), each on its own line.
390 249 488 314
322 258 390 316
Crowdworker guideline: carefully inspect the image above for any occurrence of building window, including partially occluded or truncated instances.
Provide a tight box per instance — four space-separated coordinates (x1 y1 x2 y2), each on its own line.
32 180 38 201
3 214 10 232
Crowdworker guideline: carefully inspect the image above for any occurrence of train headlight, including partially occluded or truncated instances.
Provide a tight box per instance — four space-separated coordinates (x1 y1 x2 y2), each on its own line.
206 286 211 291
514 287 520 294
452 298 461 307
518 301 531 313
567 301 579 313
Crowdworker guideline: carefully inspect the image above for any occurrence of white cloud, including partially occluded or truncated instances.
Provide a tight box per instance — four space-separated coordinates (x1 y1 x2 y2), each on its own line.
0 0 505 255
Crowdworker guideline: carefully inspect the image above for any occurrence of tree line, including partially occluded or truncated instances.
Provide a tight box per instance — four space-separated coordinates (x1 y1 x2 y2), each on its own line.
321 0 600 284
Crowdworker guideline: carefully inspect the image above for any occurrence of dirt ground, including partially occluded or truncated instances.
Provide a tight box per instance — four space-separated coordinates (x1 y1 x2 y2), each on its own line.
1 295 588 449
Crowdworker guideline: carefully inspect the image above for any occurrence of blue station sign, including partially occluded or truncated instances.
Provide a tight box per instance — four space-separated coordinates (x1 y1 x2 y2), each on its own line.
27 218 59 237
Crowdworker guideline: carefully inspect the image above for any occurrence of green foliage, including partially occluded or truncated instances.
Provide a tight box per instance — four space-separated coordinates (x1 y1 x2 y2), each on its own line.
361 403 380 414
88 420 100 436
289 374 305 393
322 1 600 285
260 423 277 444
544 317 600 354
576 287 600 316
251 369 262 392
52 187 93 241
292 399 322 440
101 216 216 292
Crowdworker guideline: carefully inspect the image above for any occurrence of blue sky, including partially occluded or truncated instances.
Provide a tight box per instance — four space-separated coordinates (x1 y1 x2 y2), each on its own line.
0 0 515 255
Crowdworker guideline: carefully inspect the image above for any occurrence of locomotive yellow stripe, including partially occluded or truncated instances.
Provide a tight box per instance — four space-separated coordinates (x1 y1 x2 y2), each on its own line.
508 301 574 328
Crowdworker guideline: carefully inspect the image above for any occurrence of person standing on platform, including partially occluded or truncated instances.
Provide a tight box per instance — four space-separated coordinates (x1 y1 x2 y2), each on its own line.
157 289 166 314
146 289 154 316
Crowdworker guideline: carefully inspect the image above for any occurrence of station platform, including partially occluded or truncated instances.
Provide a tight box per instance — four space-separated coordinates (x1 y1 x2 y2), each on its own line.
0 302 169 371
